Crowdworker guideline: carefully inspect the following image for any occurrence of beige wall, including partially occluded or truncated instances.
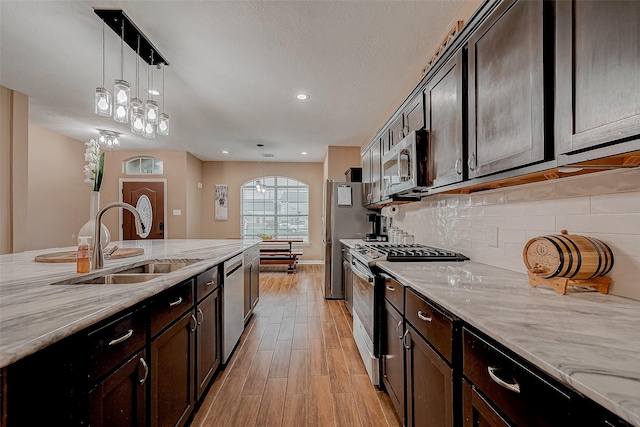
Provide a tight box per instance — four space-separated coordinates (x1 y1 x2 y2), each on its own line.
0 86 30 254
186 152 203 238
323 146 362 182
102 150 189 240
27 125 88 250
202 161 324 261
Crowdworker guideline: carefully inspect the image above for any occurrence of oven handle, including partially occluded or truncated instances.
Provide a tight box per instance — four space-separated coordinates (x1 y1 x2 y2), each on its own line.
351 260 375 283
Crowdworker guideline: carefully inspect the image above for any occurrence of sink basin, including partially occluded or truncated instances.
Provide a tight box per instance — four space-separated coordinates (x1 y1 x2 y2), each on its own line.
82 273 163 285
115 259 200 275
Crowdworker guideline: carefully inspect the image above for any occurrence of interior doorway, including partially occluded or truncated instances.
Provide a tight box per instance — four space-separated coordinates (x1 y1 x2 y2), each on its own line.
119 179 167 240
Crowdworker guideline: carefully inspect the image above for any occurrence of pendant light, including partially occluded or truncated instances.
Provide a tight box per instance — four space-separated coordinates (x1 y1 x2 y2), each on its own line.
113 20 130 123
130 35 144 134
255 144 267 193
95 22 112 117
145 50 159 126
157 63 170 136
99 130 121 148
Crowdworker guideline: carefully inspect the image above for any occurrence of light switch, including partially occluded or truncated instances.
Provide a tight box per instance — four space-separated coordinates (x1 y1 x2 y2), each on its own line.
173 209 182 216
197 182 203 189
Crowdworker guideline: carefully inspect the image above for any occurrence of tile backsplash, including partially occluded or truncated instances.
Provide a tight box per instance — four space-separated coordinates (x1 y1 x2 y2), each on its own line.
391 168 640 301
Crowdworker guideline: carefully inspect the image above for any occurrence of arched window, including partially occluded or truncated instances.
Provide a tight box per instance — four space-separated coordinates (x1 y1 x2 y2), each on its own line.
124 156 163 174
241 176 309 242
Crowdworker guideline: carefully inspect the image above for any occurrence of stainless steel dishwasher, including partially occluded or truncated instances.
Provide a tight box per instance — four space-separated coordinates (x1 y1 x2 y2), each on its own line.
222 253 244 363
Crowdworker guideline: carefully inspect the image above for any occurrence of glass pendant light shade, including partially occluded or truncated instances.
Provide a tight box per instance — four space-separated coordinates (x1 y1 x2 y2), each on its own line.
114 79 130 107
143 121 155 139
145 100 159 124
114 104 129 123
130 98 145 134
95 87 112 117
158 112 170 136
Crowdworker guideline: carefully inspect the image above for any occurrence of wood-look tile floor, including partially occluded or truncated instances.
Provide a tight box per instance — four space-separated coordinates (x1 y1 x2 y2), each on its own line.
191 264 402 427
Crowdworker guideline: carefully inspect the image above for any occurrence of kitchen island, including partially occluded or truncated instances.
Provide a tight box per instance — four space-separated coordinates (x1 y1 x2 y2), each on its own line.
0 239 257 368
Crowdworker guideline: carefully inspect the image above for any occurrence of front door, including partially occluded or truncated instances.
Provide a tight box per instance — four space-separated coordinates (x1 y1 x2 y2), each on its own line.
122 181 165 240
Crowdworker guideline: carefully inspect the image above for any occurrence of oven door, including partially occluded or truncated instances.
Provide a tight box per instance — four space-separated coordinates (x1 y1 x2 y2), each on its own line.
351 257 377 354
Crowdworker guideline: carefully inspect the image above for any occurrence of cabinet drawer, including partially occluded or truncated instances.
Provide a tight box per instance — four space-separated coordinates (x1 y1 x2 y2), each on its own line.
463 328 572 426
196 266 219 302
382 275 404 315
88 308 147 382
244 245 259 262
150 279 194 337
405 289 455 363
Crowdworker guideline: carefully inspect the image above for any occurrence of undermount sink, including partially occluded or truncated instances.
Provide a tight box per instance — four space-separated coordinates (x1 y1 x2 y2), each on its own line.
52 259 203 285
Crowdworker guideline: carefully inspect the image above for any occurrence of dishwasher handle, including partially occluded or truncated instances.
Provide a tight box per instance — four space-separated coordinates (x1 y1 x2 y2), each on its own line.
225 258 243 277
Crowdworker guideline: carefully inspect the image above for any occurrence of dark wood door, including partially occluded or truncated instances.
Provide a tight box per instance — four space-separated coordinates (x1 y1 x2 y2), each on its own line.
389 115 404 149
196 288 221 400
426 49 464 188
89 351 148 427
555 1 640 155
405 324 454 427
382 300 405 422
404 93 425 136
462 379 512 427
150 310 196 427
467 0 550 178
122 181 165 240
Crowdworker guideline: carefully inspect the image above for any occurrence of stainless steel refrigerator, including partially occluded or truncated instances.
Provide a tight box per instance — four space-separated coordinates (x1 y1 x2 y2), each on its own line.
323 180 370 299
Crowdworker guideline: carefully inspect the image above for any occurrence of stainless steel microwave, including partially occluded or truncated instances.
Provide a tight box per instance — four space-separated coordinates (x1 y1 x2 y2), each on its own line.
381 129 430 198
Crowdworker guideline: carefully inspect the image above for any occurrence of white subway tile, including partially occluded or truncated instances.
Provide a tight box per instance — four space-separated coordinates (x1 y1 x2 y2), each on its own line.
556 214 640 235
455 228 486 240
486 202 526 217
471 216 502 228
498 229 526 244
608 255 640 301
469 206 486 217
500 215 556 231
591 191 640 214
447 218 472 228
589 233 640 258
504 243 525 259
525 197 591 216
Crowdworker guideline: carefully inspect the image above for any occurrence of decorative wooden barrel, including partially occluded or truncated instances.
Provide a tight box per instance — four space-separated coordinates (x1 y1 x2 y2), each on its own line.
522 230 614 280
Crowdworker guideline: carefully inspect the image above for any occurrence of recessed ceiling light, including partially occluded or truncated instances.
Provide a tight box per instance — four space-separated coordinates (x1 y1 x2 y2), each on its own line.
222 150 229 154
296 93 309 100
148 89 160 96
301 152 308 155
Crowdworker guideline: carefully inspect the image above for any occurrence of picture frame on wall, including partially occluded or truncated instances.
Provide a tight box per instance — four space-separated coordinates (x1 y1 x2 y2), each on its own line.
215 184 228 220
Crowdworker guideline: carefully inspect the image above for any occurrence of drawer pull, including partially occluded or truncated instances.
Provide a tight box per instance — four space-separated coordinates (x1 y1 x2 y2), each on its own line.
196 308 204 325
206 280 214 287
417 310 432 322
190 314 198 332
402 330 411 350
108 329 133 346
169 297 183 307
488 366 521 394
386 285 396 292
396 320 403 340
139 357 149 385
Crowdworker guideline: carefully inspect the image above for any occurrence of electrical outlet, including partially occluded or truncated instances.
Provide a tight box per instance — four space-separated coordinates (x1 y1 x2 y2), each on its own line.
487 226 498 247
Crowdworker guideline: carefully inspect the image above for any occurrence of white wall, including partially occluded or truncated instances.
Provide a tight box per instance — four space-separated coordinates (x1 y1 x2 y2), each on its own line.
390 168 640 301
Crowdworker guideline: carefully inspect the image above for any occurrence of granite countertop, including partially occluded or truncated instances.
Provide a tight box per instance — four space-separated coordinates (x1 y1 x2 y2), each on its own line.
376 260 640 426
0 239 259 369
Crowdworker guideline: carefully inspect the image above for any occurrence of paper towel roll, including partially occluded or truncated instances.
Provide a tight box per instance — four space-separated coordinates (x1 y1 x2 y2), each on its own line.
381 206 399 217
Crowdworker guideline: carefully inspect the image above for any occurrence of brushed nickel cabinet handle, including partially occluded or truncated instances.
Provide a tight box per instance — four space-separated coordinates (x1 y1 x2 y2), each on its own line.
468 153 477 171
169 297 183 307
139 357 149 385
417 310 432 322
487 366 521 394
197 308 204 325
455 158 462 175
386 285 395 292
402 330 411 350
108 329 133 346
206 280 214 287
190 314 198 332
396 320 403 340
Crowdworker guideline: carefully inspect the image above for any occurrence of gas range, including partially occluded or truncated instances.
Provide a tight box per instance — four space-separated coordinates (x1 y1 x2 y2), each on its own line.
351 243 469 267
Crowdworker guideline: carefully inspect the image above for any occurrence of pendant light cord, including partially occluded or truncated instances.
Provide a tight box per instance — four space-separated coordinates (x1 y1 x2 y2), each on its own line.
136 36 140 98
120 20 124 79
162 64 165 112
102 22 106 87
149 50 154 101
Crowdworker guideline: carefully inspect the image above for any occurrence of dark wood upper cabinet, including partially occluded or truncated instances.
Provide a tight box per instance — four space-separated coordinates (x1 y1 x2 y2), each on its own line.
425 49 465 188
467 0 550 179
389 115 405 151
362 148 372 205
381 128 391 157
371 141 382 204
555 0 640 159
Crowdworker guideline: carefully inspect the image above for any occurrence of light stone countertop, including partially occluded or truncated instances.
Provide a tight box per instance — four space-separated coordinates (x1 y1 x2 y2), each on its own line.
376 260 640 426
0 239 259 369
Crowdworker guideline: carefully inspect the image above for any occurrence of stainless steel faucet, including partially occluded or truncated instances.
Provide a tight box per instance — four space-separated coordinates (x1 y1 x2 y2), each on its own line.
92 202 145 270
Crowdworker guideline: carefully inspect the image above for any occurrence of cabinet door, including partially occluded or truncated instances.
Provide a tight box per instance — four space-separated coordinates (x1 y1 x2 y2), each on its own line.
196 288 221 400
381 129 391 156
556 1 640 155
426 49 464 188
467 0 548 178
89 351 148 427
405 324 454 427
382 301 405 422
251 258 260 308
362 148 372 205
244 264 252 322
404 93 425 136
462 379 512 427
389 116 405 149
371 141 381 203
151 310 196 427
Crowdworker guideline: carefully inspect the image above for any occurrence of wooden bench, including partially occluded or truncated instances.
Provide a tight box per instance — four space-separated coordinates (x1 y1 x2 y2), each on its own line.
260 240 303 273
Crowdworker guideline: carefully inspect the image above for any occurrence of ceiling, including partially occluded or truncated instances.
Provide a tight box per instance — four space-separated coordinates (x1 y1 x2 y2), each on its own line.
1 0 467 162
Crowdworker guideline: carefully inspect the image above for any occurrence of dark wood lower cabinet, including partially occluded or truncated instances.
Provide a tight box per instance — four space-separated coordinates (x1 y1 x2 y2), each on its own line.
151 310 196 427
196 287 221 400
462 379 511 427
382 300 404 421
89 350 148 427
405 324 455 427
